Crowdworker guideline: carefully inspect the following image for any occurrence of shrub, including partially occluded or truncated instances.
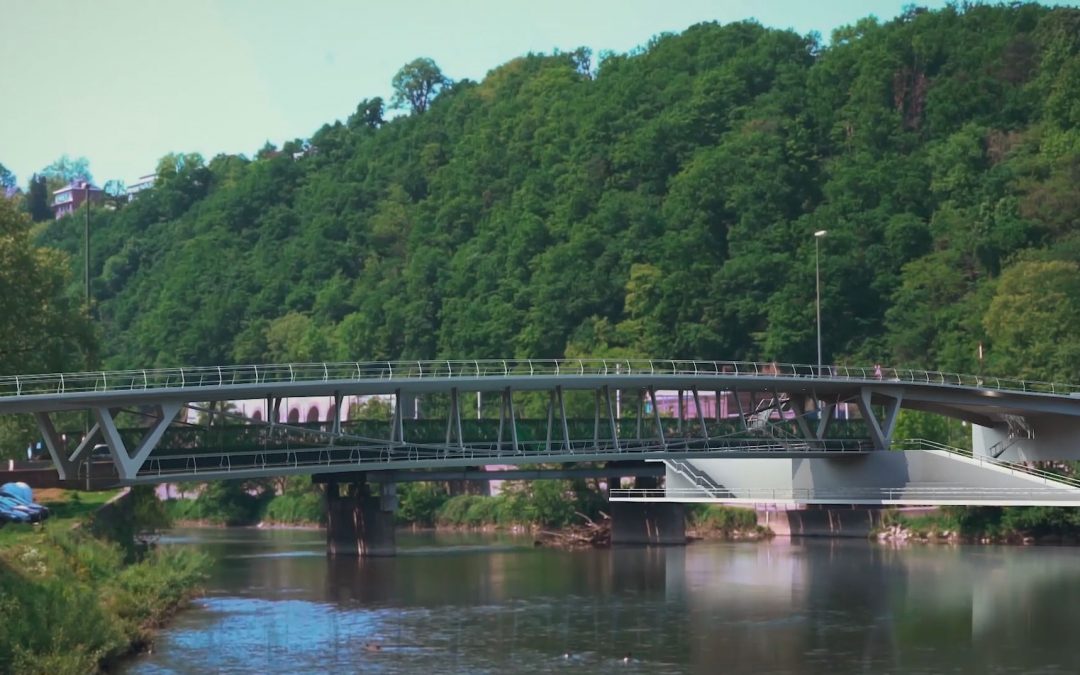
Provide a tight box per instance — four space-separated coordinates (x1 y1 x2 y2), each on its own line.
687 505 759 534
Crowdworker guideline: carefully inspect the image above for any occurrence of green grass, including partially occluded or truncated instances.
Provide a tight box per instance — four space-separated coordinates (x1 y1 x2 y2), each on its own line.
0 489 121 545
0 488 208 673
686 504 764 536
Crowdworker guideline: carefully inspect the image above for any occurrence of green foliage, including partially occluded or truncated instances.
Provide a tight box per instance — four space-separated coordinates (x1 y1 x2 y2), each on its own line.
396 482 450 526
0 526 206 673
23 5 1080 393
263 488 324 524
0 161 14 190
434 480 599 529
0 198 93 457
885 506 1080 539
24 173 51 222
391 57 450 114
40 154 92 186
167 480 270 526
686 504 760 534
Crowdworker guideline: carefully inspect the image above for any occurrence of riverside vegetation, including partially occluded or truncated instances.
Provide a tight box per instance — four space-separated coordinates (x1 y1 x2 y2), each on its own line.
3 5 1080 545
163 475 767 542
0 487 208 674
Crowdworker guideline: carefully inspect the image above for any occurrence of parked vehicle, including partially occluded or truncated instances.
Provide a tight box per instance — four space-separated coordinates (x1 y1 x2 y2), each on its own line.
0 503 32 524
0 494 42 522
0 482 50 520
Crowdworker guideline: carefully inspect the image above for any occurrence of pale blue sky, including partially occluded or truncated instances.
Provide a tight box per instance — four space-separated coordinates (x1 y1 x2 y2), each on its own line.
0 0 956 186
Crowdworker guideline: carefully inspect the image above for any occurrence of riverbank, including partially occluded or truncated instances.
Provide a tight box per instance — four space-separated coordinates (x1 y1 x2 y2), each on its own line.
875 506 1080 545
0 488 208 674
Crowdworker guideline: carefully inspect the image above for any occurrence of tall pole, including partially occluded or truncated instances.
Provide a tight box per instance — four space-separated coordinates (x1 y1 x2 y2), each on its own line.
814 230 827 370
84 182 90 315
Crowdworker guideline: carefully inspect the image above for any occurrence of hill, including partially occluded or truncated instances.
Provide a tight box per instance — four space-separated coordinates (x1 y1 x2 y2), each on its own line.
34 3 1080 384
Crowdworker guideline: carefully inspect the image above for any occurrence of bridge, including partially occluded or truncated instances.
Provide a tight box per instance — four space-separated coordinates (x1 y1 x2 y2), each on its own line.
6 358 1080 554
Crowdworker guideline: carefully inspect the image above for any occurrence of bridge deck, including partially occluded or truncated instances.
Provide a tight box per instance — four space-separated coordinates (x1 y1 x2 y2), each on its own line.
10 359 1080 492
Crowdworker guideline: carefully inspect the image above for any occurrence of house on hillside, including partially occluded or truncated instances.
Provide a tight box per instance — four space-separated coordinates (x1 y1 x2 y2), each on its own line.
126 173 156 199
52 180 103 219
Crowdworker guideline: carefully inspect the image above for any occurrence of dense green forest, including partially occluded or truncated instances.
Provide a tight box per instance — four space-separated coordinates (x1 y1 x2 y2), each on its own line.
14 4 1077 385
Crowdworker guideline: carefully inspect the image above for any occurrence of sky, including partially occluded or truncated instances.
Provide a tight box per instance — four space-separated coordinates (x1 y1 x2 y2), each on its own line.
0 0 957 187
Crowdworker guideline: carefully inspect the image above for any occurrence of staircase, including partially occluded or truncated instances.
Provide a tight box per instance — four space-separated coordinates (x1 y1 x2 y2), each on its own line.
665 459 728 498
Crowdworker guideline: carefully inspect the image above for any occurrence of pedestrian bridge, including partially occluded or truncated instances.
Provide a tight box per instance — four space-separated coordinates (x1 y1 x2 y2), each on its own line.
5 358 1080 505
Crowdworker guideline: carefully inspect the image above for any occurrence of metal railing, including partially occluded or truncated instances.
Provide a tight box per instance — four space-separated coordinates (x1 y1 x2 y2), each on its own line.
896 439 1080 489
3 358 1078 399
133 437 874 480
610 486 1080 501
665 459 726 498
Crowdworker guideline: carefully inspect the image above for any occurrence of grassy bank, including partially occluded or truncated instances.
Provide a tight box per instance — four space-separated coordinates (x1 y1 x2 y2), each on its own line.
880 506 1080 543
0 488 208 674
686 504 771 540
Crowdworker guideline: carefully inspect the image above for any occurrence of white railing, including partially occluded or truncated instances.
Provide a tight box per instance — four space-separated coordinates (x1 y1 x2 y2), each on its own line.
665 459 725 497
896 439 1080 489
2 358 1078 400
610 486 1080 501
135 436 874 480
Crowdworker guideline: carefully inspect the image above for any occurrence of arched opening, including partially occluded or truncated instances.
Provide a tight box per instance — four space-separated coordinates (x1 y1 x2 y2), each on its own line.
251 410 263 422
306 406 320 423
287 408 300 424
327 404 338 425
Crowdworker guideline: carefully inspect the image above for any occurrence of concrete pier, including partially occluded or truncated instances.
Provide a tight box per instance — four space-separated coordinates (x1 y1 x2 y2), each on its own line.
610 475 686 545
325 477 397 557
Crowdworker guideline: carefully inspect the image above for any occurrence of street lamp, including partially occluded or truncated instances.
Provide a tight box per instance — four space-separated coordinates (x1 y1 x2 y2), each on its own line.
84 181 91 315
814 230 827 370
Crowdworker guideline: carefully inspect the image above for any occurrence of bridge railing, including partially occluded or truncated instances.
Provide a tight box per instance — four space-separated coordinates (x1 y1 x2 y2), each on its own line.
896 438 1080 489
610 486 1080 501
2 358 1079 399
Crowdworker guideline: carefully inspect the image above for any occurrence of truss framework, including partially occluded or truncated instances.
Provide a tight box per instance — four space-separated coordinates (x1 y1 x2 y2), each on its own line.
30 384 891 484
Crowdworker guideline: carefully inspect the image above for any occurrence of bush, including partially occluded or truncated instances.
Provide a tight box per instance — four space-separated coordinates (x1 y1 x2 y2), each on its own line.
397 482 449 526
687 505 759 534
0 527 207 673
263 490 324 524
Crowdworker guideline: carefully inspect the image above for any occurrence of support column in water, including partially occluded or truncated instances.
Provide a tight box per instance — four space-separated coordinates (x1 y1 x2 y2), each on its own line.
324 474 397 557
610 474 686 546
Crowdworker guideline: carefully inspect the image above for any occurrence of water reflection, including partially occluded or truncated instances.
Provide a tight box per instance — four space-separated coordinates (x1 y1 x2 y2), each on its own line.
125 529 1080 674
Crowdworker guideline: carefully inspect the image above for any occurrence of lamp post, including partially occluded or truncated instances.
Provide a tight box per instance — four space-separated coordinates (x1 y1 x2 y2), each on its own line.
84 181 90 315
814 230 827 370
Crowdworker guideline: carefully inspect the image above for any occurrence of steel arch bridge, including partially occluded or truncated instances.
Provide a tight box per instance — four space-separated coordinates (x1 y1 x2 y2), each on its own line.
5 358 1080 504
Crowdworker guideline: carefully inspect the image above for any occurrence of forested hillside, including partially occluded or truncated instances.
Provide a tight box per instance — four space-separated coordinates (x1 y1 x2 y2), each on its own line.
34 4 1080 383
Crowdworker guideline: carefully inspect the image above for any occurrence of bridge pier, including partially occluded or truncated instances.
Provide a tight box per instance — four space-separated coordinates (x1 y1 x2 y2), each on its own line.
610 475 686 546
324 475 396 557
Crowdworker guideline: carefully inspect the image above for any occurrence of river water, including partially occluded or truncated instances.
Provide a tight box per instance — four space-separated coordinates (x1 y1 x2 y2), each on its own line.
122 528 1080 674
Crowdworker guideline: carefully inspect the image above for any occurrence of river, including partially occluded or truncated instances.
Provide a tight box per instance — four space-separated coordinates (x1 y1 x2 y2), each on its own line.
122 528 1080 674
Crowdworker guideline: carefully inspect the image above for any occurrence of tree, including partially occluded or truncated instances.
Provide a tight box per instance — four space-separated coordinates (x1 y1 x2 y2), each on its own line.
103 179 126 209
0 198 94 458
40 154 92 186
347 97 385 130
983 260 1080 382
24 174 51 222
256 141 278 160
0 162 14 191
391 58 449 114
